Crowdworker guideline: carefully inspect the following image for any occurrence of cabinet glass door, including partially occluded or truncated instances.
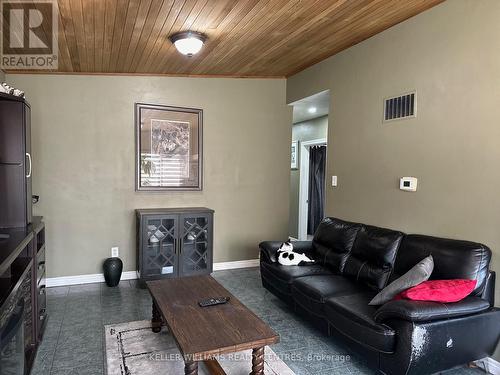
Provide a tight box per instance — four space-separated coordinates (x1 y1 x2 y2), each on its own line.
143 215 178 278
180 214 212 276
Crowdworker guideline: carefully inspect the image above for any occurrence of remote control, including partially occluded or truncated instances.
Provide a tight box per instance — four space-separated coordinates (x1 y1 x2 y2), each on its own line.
198 297 230 307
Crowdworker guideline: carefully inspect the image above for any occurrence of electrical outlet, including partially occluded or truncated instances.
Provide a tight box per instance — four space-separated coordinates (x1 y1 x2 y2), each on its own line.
111 247 119 257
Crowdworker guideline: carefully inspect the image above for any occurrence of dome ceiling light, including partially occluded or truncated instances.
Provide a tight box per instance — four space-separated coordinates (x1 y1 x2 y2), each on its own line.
169 31 207 57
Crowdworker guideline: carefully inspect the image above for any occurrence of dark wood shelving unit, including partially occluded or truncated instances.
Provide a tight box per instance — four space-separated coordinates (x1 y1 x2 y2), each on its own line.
0 217 46 373
0 92 46 374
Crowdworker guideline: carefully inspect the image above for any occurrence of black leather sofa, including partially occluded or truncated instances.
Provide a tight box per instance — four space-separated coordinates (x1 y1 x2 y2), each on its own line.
260 217 500 375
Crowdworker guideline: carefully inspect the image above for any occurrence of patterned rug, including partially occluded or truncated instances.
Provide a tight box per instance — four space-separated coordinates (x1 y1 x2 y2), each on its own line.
104 320 295 375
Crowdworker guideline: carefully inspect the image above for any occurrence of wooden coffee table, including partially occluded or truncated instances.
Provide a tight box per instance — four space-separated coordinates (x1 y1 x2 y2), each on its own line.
147 275 279 375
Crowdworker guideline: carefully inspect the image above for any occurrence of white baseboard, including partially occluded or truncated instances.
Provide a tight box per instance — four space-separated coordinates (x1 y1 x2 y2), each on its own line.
46 259 260 287
475 357 500 375
46 271 138 287
212 259 259 271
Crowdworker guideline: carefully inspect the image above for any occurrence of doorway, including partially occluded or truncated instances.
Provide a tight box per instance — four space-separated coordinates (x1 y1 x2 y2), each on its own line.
288 90 330 240
299 139 327 240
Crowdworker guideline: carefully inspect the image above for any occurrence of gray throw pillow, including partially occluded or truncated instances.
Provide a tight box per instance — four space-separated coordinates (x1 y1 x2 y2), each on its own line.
368 255 434 306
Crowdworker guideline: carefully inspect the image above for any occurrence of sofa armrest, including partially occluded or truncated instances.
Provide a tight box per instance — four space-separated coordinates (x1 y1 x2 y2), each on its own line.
480 271 495 306
259 241 314 263
374 297 490 323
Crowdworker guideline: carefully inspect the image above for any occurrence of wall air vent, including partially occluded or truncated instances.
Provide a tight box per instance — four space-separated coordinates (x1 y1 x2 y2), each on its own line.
384 91 416 122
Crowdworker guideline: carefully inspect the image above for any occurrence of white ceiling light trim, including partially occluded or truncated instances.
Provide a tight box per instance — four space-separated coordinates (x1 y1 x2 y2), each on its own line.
169 31 207 57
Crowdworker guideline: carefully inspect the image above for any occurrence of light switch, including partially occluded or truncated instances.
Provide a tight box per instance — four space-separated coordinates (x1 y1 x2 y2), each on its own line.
331 176 338 187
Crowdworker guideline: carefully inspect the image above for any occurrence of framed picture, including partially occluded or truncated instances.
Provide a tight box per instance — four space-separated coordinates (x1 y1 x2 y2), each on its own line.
291 140 299 169
135 103 203 191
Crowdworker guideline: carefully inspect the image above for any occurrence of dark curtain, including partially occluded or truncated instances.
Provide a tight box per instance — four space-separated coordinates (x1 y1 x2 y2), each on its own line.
307 145 326 235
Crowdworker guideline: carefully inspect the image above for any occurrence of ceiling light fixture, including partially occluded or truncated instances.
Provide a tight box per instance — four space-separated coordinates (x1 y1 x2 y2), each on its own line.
169 31 207 57
308 107 317 114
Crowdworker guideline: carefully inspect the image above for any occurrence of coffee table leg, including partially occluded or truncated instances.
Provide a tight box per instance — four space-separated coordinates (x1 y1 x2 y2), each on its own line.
151 301 162 333
250 346 264 375
185 361 198 375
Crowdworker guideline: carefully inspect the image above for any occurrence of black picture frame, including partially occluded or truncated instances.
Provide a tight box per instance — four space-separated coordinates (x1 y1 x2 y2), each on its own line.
135 103 203 191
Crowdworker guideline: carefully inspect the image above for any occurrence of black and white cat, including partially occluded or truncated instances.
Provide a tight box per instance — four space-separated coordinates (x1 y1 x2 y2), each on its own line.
277 241 315 266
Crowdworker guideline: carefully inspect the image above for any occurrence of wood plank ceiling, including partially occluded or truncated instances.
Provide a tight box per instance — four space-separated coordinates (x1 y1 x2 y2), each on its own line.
7 0 444 77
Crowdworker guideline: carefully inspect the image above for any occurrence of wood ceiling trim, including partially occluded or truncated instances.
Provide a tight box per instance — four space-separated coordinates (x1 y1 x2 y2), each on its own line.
5 70 285 79
2 0 445 78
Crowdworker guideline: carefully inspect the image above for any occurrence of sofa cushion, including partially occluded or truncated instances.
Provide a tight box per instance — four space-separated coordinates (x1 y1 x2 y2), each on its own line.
344 225 404 291
291 275 368 316
324 292 396 353
396 279 477 303
260 261 333 297
374 296 490 323
393 234 491 295
313 217 361 274
369 255 434 305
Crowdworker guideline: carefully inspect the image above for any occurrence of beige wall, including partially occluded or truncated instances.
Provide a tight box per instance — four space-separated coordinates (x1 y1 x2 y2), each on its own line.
6 74 291 278
289 116 328 237
288 0 500 312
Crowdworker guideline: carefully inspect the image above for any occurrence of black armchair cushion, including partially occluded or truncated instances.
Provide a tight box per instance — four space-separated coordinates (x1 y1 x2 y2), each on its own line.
374 296 490 323
343 225 404 291
312 217 361 274
259 241 314 263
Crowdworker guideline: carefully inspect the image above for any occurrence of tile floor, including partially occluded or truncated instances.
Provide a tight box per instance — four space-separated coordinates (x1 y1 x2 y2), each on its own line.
31 268 485 375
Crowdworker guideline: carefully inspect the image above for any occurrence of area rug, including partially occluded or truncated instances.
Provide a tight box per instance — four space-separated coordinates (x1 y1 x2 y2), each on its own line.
104 320 295 375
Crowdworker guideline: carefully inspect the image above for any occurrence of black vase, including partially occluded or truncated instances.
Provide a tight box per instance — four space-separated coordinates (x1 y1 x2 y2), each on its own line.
103 257 123 287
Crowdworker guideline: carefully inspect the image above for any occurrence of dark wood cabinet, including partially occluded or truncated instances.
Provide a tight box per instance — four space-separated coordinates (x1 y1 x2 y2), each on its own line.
136 208 214 282
0 93 32 228
0 91 44 373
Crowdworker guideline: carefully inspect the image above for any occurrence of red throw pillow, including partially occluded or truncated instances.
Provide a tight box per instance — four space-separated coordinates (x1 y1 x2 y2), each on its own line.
395 279 477 303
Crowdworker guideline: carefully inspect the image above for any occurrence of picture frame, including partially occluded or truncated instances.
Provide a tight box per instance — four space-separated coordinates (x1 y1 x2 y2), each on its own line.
291 140 299 170
135 103 203 191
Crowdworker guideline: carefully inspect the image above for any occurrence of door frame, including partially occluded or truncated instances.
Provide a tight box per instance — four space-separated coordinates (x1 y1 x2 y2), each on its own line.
298 138 327 240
